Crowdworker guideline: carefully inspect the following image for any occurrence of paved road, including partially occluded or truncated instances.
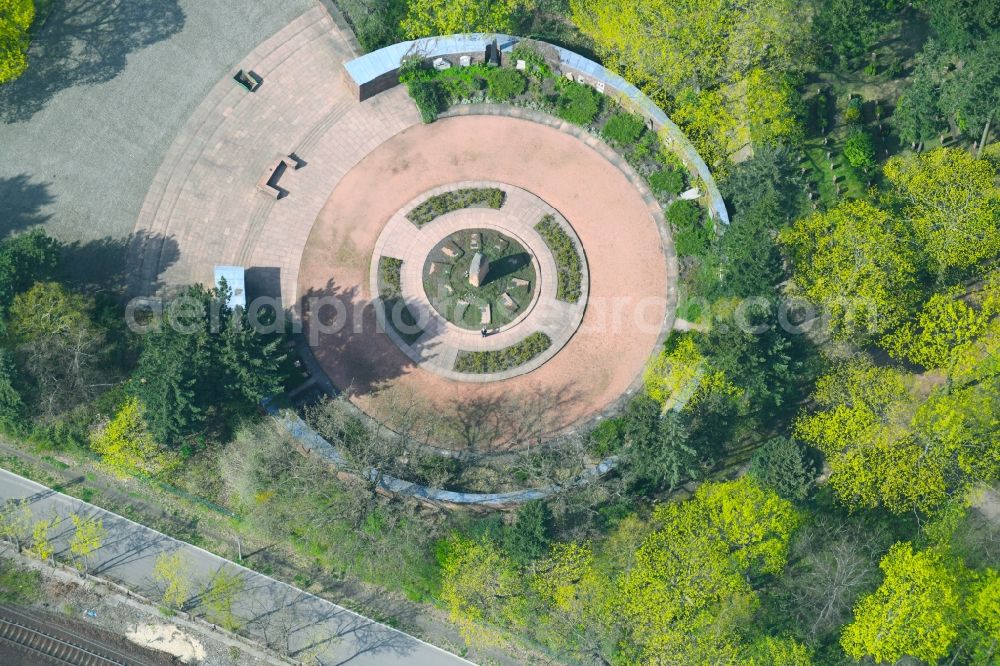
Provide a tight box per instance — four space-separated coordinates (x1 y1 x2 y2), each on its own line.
0 467 472 666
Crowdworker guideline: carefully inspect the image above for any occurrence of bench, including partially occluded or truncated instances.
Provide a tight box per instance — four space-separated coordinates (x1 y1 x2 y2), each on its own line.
257 155 301 199
233 69 262 92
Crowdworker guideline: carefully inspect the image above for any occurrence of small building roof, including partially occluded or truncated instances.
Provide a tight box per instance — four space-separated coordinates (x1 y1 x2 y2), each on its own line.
214 265 247 309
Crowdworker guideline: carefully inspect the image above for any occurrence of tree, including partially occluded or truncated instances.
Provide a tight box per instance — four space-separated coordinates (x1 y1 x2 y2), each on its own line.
154 551 192 609
91 397 176 478
744 635 813 665
0 229 60 327
9 282 110 418
880 289 993 368
843 130 875 169
795 356 1000 513
202 567 245 631
438 533 527 644
923 0 1000 51
504 500 551 565
616 478 799 663
779 200 922 339
718 193 786 299
720 145 805 219
69 514 106 574
27 517 54 563
619 397 699 493
740 69 804 148
0 499 31 551
401 0 527 38
132 284 286 445
570 0 810 162
884 148 1000 273
748 437 815 501
0 348 21 427
939 34 1000 147
895 47 946 147
813 0 897 65
842 543 959 663
0 0 34 84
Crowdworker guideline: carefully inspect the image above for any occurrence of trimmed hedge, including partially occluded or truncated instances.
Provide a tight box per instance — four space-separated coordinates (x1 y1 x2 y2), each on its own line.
485 67 527 101
534 215 582 303
378 256 403 298
406 188 506 227
602 112 646 145
454 332 552 374
555 80 601 125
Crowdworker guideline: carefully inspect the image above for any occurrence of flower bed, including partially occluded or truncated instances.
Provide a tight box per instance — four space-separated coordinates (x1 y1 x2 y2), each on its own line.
534 214 582 303
406 187 506 227
454 332 552 374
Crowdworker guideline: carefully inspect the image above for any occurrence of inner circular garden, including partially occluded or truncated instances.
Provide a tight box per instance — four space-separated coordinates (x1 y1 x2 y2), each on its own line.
422 227 537 330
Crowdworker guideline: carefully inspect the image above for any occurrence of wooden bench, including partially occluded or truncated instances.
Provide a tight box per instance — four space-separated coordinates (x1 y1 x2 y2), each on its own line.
257 155 301 199
233 69 262 92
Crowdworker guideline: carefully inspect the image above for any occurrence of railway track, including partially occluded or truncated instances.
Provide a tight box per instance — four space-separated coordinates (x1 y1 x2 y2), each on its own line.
0 606 139 666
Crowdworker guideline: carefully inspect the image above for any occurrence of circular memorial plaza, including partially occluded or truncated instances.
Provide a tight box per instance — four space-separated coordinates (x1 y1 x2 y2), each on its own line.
127 13 693 451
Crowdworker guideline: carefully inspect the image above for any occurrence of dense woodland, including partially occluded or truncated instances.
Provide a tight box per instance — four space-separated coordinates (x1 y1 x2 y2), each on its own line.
2 0 1000 664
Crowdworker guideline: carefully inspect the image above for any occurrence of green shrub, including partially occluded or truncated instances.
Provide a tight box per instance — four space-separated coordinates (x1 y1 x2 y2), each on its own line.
534 215 582 302
556 81 601 125
510 44 551 78
667 199 701 229
674 225 710 256
378 257 403 298
648 169 685 197
843 96 863 125
844 130 876 168
485 68 527 101
588 418 624 456
602 112 646 145
454 332 552 373
406 188 506 226
407 79 447 123
748 437 816 501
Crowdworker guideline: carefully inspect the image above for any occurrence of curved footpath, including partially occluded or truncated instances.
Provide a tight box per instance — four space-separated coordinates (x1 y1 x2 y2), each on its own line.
0 467 471 666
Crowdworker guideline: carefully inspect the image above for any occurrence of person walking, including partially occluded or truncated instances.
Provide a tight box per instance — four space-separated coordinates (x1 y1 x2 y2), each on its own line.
481 327 488 338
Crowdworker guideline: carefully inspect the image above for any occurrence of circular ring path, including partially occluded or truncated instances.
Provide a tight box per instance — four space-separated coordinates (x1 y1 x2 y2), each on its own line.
128 9 677 450
371 181 588 383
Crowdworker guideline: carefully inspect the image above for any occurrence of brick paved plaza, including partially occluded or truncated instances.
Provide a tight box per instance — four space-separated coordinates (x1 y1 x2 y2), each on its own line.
115 6 676 450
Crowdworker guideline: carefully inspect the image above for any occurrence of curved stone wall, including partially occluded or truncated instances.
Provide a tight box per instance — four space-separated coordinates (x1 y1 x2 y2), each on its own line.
342 33 730 226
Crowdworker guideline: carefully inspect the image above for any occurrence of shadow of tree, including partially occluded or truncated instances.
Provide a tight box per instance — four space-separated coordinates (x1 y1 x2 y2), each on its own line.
0 174 54 238
0 0 186 123
62 230 179 295
298 279 416 395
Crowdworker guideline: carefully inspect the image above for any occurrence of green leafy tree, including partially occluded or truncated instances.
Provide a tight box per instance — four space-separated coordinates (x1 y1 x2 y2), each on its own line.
940 34 1000 146
154 551 192 609
438 533 527 644
0 499 31 551
748 437 815 501
0 0 34 84
843 130 875 169
813 0 897 64
69 514 106 574
922 0 1000 51
9 282 110 418
616 478 799 663
619 396 700 493
401 0 527 38
780 200 921 339
718 193 785 299
744 635 813 665
895 47 946 146
91 397 176 478
0 229 60 326
0 347 22 427
841 543 959 663
504 500 551 565
202 567 245 631
880 289 993 368
27 517 54 563
132 284 285 445
884 148 1000 273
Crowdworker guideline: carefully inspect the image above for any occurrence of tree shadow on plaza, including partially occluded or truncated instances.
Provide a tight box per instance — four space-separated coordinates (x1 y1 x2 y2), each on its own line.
445 381 585 452
0 174 54 239
297 279 418 395
0 0 185 123
61 230 180 296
